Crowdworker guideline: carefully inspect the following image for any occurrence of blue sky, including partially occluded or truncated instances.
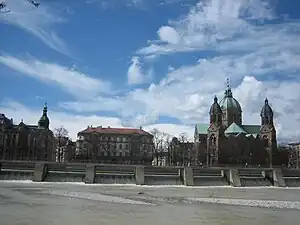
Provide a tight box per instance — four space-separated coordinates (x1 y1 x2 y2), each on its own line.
1 0 300 142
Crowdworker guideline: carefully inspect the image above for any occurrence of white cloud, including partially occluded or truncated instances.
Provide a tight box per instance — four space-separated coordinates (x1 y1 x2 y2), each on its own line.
158 26 181 44
137 0 279 57
0 100 193 140
0 55 111 99
87 0 194 10
0 0 68 55
2 0 300 143
127 56 151 85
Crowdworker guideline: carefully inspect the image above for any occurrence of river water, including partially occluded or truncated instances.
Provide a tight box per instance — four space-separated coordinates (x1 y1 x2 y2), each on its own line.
0 181 299 225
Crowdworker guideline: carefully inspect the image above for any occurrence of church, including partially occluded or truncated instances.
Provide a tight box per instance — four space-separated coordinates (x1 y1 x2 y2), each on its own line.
0 103 55 161
194 83 277 167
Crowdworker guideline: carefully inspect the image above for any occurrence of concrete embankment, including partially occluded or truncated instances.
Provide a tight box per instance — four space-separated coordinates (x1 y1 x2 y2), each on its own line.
0 161 300 187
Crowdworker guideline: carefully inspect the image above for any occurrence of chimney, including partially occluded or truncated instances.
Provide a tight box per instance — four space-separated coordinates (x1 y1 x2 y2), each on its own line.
108 126 110 128
140 126 143 130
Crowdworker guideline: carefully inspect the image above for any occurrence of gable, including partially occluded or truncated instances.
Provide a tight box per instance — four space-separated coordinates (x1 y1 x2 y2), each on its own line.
225 122 247 134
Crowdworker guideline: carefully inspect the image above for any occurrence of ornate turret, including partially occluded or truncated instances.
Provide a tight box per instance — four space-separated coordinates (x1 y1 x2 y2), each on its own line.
38 102 50 129
260 98 274 126
209 96 222 125
219 78 242 127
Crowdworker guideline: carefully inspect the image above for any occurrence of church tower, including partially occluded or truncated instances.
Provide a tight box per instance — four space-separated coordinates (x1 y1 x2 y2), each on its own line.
207 96 223 166
260 98 277 167
38 102 50 129
219 79 242 127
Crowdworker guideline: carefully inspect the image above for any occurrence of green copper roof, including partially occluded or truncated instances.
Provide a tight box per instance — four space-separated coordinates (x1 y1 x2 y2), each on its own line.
219 82 242 111
241 125 260 134
195 123 261 136
225 122 246 134
195 124 209 134
38 102 50 129
219 96 241 111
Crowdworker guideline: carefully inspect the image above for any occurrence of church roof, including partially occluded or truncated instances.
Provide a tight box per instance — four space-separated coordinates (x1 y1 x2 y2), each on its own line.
225 122 247 134
195 124 210 134
194 123 260 136
241 125 260 135
219 81 242 112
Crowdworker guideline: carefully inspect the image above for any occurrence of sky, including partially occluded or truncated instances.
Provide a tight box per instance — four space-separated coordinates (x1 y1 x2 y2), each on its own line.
0 0 300 142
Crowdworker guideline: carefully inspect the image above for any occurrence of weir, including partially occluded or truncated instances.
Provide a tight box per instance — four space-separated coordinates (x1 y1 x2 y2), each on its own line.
282 169 300 187
0 161 34 180
1 161 300 187
144 167 182 185
238 168 272 187
94 165 135 184
44 163 86 182
193 168 229 186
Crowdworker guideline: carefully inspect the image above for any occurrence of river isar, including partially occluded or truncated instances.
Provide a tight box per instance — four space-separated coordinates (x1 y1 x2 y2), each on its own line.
0 181 299 225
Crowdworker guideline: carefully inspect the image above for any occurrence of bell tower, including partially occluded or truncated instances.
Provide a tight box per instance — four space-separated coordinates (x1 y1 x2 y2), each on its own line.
207 96 223 166
260 98 277 167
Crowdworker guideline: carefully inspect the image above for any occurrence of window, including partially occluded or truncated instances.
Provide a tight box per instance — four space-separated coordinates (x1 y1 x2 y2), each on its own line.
119 144 122 149
125 144 129 149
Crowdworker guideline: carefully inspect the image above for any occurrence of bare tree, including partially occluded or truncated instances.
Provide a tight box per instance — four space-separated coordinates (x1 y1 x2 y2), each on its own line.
150 128 169 166
178 132 189 143
177 132 192 166
54 126 69 162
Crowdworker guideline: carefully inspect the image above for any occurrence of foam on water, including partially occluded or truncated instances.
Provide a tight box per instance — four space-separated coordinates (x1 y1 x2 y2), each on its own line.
187 197 300 210
1 180 300 190
43 190 155 205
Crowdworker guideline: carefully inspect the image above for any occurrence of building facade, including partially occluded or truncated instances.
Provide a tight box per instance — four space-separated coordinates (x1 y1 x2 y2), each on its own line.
168 137 194 166
194 83 277 167
74 126 154 164
286 142 300 168
0 103 55 161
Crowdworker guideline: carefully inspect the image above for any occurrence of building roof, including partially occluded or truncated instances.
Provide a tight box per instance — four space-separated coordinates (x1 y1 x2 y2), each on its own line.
78 126 152 136
209 96 222 115
225 122 247 134
38 102 50 129
195 124 210 135
260 98 273 117
241 125 260 134
195 123 260 136
219 83 242 112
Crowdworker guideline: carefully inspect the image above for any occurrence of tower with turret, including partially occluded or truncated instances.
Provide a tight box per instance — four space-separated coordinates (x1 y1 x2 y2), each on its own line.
195 79 277 167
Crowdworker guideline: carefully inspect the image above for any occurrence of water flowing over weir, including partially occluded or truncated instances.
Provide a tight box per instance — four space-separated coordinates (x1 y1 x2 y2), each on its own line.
94 165 135 184
44 164 86 183
144 167 183 185
193 168 229 186
1 161 300 188
239 169 272 187
282 169 300 187
0 161 34 180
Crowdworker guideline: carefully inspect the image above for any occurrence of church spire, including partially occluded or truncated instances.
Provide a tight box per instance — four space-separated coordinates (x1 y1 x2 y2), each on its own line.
38 101 50 129
225 78 233 97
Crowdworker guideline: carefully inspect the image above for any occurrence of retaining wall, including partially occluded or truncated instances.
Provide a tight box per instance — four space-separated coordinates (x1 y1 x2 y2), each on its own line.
1 161 299 187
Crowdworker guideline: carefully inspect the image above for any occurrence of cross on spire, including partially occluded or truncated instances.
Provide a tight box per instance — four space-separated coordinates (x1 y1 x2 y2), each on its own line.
226 77 230 88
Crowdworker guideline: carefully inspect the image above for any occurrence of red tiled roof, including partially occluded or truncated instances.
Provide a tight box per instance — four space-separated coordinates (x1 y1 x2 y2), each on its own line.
78 127 152 136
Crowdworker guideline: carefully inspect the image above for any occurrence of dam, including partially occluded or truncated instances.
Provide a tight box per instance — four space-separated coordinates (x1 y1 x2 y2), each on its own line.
0 161 299 187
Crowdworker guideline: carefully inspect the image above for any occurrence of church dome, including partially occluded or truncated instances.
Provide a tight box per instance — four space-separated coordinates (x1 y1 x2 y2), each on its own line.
219 86 242 112
209 96 222 115
260 98 273 117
